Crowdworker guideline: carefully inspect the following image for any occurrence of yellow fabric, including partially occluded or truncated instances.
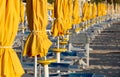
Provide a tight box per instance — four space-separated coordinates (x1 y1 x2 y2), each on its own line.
20 1 25 23
82 2 88 15
97 3 102 16
102 3 107 16
82 2 89 21
0 0 24 77
62 0 69 31
48 3 54 10
87 3 92 20
51 0 64 36
98 3 107 16
67 0 73 29
62 0 73 30
23 0 52 57
92 3 97 18
51 0 73 36
73 0 81 24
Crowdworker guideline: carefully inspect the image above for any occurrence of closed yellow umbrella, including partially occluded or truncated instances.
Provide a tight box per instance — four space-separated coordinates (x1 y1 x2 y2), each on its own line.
62 0 69 31
73 0 81 24
0 0 24 77
102 3 107 16
20 1 25 23
92 2 97 19
51 0 70 63
51 3 54 18
62 0 73 30
82 2 89 21
101 3 103 16
82 2 88 16
97 3 102 16
87 3 92 20
82 2 92 21
23 0 52 57
67 0 73 29
51 0 73 36
51 0 64 37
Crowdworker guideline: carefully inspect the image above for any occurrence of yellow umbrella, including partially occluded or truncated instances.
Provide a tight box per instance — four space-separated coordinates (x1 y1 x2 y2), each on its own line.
62 0 73 31
20 1 25 23
51 0 70 63
67 0 73 29
97 3 102 16
51 3 54 18
92 2 97 19
0 0 24 77
62 0 69 31
51 0 73 36
87 3 92 20
23 0 52 57
73 0 81 24
102 3 107 16
82 2 89 21
51 0 64 37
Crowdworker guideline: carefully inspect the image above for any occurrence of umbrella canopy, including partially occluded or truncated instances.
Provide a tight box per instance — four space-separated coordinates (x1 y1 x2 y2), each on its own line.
97 3 102 16
73 0 81 24
102 3 107 16
62 0 73 30
51 0 74 36
51 0 64 36
0 0 24 77
67 0 73 29
23 0 52 57
92 2 97 19
87 3 92 20
82 2 89 21
62 0 68 31
20 1 25 23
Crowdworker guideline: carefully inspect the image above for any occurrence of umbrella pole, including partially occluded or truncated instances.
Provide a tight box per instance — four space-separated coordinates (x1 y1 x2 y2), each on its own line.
82 22 85 31
57 37 60 63
44 64 49 77
72 24 75 29
56 52 60 63
44 56 49 77
85 43 89 67
85 21 87 31
68 43 72 52
38 64 41 77
67 30 71 52
34 56 37 77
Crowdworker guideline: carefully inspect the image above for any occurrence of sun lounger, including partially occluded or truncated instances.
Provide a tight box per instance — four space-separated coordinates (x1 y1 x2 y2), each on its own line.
49 60 83 72
68 73 93 77
49 62 70 72
61 73 106 77
22 63 35 73
92 74 106 77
